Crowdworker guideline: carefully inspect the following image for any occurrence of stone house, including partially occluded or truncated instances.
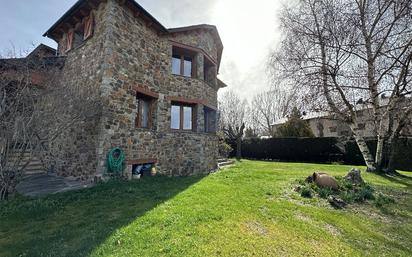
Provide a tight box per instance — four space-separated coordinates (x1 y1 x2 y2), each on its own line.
13 0 227 178
271 104 412 138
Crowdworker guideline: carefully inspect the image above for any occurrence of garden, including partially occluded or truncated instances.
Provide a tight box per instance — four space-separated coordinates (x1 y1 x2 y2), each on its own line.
1 160 411 257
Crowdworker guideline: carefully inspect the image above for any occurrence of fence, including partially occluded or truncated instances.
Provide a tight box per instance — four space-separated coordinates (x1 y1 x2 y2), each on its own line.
235 137 412 171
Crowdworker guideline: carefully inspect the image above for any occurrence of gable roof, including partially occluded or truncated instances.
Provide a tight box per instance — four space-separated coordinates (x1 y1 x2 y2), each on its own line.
168 24 224 71
168 24 223 48
27 44 56 59
43 0 224 70
43 1 223 47
43 0 168 39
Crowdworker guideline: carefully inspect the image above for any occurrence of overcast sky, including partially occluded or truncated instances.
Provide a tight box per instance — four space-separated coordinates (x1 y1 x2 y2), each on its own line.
0 0 282 99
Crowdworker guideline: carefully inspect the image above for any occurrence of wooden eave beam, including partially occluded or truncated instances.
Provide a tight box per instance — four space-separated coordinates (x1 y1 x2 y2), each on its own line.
87 0 98 9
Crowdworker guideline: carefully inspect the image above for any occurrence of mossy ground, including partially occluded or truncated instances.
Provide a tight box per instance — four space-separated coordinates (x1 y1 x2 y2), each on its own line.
1 160 411 257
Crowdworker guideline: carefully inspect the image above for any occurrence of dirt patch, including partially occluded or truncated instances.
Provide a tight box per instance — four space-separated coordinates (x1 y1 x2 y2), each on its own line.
295 212 312 222
324 223 341 236
243 221 269 236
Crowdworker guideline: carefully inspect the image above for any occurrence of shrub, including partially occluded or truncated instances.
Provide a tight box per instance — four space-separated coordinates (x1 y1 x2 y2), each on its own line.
300 186 313 198
218 131 233 158
374 193 395 208
297 175 378 207
336 176 353 190
317 187 334 199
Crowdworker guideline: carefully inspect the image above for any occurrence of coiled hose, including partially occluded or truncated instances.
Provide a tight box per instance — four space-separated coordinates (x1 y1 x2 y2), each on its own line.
106 147 125 174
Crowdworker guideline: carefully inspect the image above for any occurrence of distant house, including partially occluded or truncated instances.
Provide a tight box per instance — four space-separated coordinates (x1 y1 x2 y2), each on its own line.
271 103 412 138
1 0 228 179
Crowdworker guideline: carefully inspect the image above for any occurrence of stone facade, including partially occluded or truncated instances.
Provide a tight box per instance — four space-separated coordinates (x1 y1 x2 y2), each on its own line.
272 107 412 138
41 0 225 178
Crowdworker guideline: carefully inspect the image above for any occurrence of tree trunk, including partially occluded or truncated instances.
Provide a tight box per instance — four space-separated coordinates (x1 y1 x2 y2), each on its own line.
0 182 9 201
375 135 386 172
387 136 398 173
350 125 376 172
236 137 242 160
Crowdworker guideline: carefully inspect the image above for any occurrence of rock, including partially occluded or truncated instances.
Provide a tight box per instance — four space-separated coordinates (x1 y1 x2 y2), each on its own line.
305 172 326 183
313 172 338 190
344 168 364 185
328 196 347 209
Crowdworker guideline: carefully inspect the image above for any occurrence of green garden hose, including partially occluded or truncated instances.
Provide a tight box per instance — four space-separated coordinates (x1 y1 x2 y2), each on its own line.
106 147 125 174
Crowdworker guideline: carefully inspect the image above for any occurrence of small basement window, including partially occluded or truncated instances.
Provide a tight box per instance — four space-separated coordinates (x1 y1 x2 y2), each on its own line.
132 163 155 177
171 46 197 78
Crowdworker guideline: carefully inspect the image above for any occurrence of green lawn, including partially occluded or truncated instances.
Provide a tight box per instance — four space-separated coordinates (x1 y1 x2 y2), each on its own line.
1 160 411 257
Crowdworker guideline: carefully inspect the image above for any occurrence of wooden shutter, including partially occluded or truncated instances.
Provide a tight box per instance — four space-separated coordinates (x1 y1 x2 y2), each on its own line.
60 35 66 55
66 31 74 53
83 13 94 40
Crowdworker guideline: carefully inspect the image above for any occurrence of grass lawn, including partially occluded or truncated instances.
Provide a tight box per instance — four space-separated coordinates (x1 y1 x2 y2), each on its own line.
1 160 411 257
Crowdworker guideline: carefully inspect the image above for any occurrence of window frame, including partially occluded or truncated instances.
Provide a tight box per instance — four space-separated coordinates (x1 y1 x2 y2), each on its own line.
170 102 197 131
60 12 94 55
204 107 217 133
203 56 216 86
171 46 197 78
135 94 155 129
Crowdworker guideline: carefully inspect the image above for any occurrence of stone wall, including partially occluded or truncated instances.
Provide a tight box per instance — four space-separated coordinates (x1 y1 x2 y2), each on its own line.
42 0 221 178
48 1 110 178
94 0 220 176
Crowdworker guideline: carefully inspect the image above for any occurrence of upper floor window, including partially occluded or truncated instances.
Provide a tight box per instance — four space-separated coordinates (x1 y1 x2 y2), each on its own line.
60 12 94 54
136 94 155 129
204 57 216 86
171 103 196 131
204 107 217 133
171 46 196 78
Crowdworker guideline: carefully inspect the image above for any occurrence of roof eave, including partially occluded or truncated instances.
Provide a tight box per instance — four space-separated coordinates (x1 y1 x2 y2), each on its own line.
43 0 168 40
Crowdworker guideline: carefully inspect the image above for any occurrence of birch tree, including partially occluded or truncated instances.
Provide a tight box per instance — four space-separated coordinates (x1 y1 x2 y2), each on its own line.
271 0 412 173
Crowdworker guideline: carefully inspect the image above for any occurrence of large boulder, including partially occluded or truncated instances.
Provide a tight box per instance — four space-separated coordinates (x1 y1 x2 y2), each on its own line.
312 172 338 190
344 168 364 185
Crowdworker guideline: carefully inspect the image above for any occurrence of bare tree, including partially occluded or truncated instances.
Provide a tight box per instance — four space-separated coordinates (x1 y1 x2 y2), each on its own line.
0 49 101 200
0 58 38 200
219 91 247 160
250 84 297 136
271 0 412 173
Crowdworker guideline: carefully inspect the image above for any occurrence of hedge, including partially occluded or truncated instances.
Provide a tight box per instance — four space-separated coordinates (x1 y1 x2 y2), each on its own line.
235 137 412 171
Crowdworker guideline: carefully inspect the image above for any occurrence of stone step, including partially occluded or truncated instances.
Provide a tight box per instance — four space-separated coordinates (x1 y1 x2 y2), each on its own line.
23 165 45 171
8 156 41 163
217 158 228 163
9 152 33 157
218 160 235 168
15 160 43 166
23 170 47 176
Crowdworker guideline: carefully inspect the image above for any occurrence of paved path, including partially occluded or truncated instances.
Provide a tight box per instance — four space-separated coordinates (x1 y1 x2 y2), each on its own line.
16 173 93 197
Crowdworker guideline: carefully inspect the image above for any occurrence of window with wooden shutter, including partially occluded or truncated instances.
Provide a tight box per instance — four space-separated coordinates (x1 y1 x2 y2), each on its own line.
66 31 74 53
83 13 94 40
135 92 157 129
